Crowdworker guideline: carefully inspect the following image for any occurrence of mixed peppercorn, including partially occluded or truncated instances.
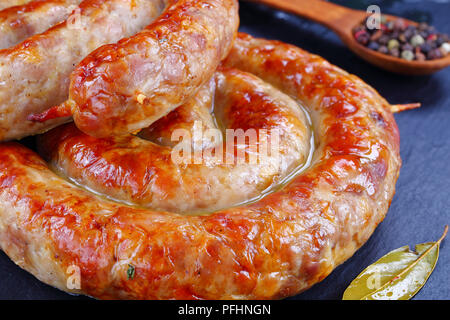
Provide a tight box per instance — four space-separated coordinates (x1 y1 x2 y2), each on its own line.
353 16 450 61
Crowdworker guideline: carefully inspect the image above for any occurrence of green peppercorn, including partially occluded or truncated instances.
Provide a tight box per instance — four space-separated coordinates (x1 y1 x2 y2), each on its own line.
388 39 400 50
401 50 414 60
410 34 425 47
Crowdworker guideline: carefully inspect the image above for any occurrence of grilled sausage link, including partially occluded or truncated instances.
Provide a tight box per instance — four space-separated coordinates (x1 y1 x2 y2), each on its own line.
0 0 167 141
63 0 239 138
38 68 310 213
0 0 82 49
0 34 401 299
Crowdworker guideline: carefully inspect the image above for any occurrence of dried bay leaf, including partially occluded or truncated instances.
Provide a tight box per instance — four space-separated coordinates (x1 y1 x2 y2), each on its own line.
343 225 448 300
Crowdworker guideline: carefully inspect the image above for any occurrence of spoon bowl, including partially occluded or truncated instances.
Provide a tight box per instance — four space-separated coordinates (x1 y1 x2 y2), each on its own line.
251 0 450 75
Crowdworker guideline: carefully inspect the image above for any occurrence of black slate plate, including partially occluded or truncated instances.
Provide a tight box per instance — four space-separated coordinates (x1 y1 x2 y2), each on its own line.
0 0 449 300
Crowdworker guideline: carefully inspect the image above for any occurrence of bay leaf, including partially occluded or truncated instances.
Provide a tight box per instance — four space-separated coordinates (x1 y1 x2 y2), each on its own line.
342 225 448 300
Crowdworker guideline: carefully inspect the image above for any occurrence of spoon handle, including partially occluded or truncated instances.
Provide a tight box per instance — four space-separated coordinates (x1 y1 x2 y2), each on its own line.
249 0 364 36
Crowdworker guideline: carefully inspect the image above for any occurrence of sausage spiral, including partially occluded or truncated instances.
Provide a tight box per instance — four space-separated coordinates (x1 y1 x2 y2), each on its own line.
0 26 401 299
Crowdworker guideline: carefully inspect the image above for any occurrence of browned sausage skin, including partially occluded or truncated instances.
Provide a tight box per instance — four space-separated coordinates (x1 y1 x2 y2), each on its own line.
0 0 167 141
0 0 82 49
32 0 240 138
0 34 401 299
0 0 33 10
38 68 310 213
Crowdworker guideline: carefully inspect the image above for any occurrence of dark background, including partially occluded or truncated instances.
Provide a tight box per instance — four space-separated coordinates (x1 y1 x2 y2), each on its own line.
0 0 449 300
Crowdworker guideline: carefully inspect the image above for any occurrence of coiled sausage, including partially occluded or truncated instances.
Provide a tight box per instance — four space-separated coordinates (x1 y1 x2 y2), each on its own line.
0 34 401 299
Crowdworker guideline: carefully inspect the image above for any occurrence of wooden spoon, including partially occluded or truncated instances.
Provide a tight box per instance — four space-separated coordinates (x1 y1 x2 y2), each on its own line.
250 0 450 75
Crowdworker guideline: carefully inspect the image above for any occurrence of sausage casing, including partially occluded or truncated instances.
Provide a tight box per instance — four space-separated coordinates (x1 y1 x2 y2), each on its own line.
0 34 401 299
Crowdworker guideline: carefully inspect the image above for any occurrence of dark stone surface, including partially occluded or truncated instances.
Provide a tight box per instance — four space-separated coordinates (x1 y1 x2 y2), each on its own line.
0 0 448 300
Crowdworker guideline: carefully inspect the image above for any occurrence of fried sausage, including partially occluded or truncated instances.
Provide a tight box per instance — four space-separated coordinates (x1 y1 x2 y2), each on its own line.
0 0 167 141
0 34 401 299
37 68 310 213
31 0 240 138
0 0 82 50
0 0 33 10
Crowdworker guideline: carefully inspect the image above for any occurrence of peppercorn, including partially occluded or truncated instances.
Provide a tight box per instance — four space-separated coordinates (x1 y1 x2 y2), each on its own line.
418 22 428 31
389 48 400 57
440 43 450 55
386 21 395 31
378 45 389 54
391 31 400 39
401 50 414 61
401 43 413 51
427 25 437 35
378 34 390 45
405 25 416 33
427 48 443 59
427 39 438 49
394 19 406 31
403 28 415 41
352 25 365 34
368 41 379 51
427 34 437 42
352 17 449 61
420 42 432 53
410 34 425 47
419 31 429 39
355 30 370 45
388 39 400 50
436 34 449 46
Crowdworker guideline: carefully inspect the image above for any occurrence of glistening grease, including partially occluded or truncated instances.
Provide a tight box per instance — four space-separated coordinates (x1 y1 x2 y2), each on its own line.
41 68 314 215
49 100 315 216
